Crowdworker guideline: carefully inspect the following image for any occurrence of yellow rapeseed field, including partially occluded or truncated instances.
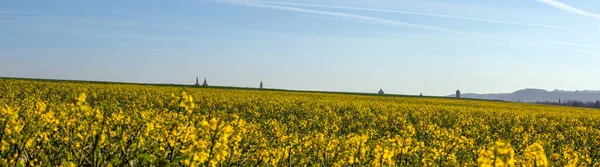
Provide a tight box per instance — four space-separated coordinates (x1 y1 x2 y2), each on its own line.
1 78 599 166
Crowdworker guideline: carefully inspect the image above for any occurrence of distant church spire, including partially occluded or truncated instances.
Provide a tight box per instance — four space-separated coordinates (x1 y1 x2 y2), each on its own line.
260 81 263 89
456 89 461 98
202 78 208 87
195 77 200 86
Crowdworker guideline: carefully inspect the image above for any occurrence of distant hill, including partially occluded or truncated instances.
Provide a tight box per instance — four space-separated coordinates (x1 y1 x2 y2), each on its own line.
449 89 600 102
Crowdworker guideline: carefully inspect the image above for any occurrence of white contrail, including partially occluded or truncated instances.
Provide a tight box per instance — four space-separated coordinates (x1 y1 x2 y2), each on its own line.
215 0 597 54
0 11 34 15
256 0 573 30
534 40 600 49
535 0 600 19
218 0 463 34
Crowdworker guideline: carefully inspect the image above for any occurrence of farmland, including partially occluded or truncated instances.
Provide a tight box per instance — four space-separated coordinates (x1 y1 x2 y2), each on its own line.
0 78 599 166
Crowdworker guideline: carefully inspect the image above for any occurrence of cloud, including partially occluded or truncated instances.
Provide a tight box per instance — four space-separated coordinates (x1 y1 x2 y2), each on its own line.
535 0 600 19
218 0 462 34
256 1 573 30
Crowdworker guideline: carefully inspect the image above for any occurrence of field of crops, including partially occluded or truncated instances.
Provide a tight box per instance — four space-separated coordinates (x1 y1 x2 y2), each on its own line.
1 78 599 166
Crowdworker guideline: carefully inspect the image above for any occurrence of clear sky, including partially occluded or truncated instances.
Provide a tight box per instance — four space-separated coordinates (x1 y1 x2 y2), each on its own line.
1 0 599 95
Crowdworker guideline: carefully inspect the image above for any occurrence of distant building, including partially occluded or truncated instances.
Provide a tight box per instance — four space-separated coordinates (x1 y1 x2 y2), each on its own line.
195 77 200 86
202 78 208 87
420 93 423 96
456 89 461 98
378 89 384 95
260 81 263 89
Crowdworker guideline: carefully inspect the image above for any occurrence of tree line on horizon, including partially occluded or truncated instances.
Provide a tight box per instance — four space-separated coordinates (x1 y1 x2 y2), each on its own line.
534 100 600 109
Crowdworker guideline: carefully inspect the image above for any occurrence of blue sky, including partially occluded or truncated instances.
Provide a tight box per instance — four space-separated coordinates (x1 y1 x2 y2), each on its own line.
0 0 599 95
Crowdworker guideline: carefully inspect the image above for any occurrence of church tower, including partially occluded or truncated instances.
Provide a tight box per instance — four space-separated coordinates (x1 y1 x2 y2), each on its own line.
202 78 208 87
456 89 461 98
378 89 384 95
195 77 200 86
260 81 263 89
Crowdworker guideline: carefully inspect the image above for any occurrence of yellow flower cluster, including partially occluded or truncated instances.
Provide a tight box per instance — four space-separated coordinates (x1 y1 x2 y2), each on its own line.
523 143 548 167
0 78 599 166
478 141 516 167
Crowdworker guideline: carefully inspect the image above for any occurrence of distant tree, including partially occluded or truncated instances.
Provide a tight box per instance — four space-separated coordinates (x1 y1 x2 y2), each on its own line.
531 99 600 109
571 101 583 107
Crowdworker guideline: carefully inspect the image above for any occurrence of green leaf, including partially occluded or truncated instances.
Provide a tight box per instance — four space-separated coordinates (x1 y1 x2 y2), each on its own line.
137 154 150 160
